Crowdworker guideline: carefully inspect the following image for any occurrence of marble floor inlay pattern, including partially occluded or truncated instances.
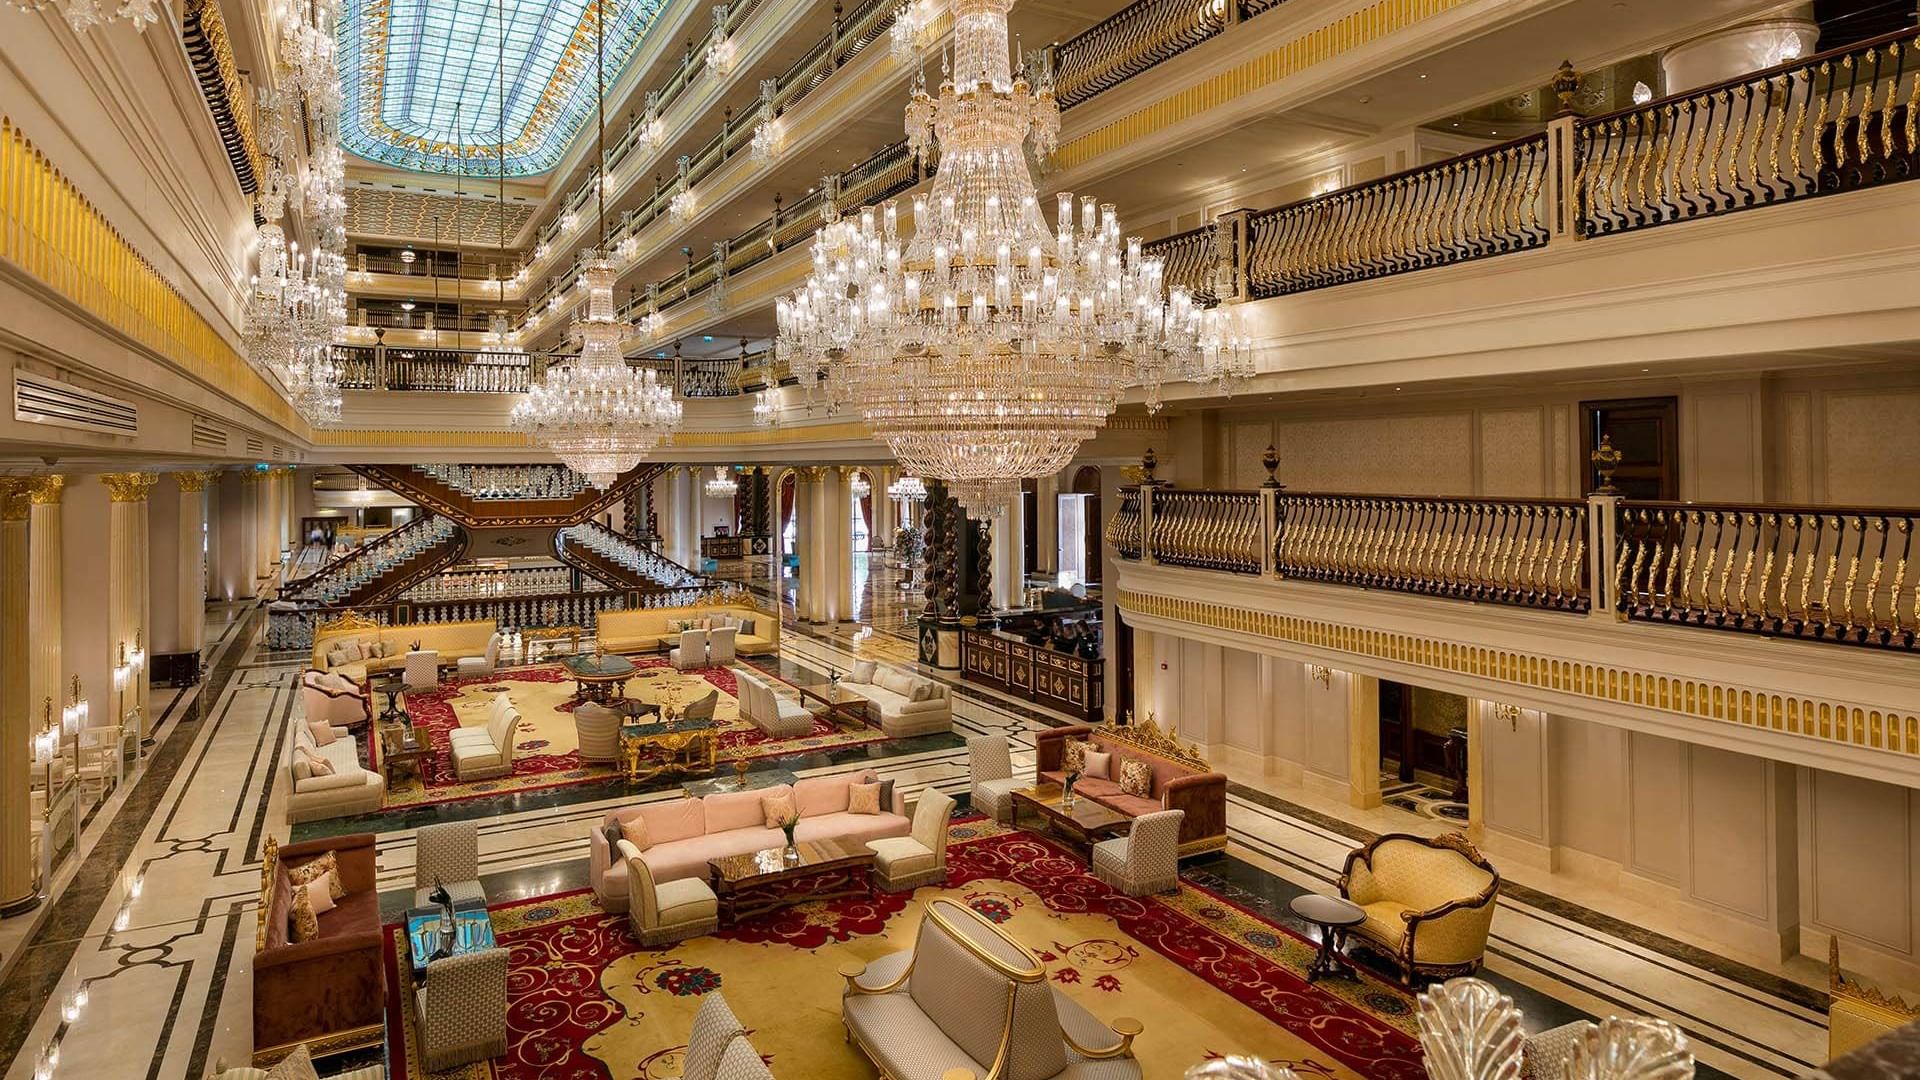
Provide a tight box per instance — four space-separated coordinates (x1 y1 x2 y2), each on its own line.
0 576 1836 1080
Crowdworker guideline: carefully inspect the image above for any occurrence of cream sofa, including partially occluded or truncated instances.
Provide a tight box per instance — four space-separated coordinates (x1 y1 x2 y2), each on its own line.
842 662 952 737
448 693 522 781
595 604 778 657
309 616 498 683
589 772 908 913
287 718 385 822
732 667 815 738
841 898 1143 1079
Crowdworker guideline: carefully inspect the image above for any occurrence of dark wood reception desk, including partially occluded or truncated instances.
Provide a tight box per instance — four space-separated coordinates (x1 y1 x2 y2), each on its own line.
961 628 1104 722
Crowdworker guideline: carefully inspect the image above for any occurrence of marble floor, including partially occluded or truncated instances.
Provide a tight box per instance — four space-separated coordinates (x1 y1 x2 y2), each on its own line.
0 562 1834 1080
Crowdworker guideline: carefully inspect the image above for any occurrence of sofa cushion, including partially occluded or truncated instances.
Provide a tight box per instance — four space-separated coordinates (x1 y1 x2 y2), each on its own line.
1357 900 1412 950
656 877 719 923
1091 791 1160 819
760 791 797 828
794 810 910 847
908 679 937 702
315 884 377 936
876 669 915 697
849 659 877 684
638 828 787 883
848 782 883 815
1069 775 1121 800
705 785 787 833
634 798 707 845
793 775 851 817
620 816 652 852
868 836 936 876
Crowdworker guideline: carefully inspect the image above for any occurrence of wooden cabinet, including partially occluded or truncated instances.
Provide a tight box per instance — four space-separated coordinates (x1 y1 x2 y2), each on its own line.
961 629 1104 722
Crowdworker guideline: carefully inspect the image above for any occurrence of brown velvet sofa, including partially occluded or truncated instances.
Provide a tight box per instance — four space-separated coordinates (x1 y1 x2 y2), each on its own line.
1035 720 1228 856
252 834 386 1065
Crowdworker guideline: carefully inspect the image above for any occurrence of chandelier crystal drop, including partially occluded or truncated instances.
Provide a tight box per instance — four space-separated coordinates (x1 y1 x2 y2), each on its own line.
704 465 739 498
511 253 683 488
775 0 1237 518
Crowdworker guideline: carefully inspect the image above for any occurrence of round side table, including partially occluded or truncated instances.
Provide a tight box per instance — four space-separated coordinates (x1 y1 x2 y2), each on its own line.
1290 893 1366 983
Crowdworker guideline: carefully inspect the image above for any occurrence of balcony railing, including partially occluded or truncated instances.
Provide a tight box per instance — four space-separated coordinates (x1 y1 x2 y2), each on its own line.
333 347 532 393
1116 482 1917 651
1051 0 1236 109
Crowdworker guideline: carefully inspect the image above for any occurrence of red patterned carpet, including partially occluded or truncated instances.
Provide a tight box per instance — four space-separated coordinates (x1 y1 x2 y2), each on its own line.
374 661 888 808
381 824 1424 1078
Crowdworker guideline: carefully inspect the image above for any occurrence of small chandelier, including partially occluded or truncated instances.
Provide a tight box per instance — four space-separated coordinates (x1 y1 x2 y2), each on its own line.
19 0 162 33
752 390 781 427
632 91 665 154
704 5 735 77
668 155 696 223
887 475 927 502
775 0 1241 518
749 80 783 163
890 0 931 63
704 465 739 498
635 283 665 340
849 472 871 498
513 254 682 487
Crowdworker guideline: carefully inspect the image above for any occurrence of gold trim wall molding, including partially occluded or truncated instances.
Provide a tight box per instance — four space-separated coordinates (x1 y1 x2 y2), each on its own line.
0 118 304 434
1116 587 1920 758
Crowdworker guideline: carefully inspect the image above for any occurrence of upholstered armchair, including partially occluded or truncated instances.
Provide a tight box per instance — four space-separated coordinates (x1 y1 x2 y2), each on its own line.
1093 809 1185 897
706 625 738 665
456 633 502 677
448 694 520 781
403 649 440 692
682 992 746 1080
670 629 709 670
870 789 954 892
413 820 486 907
574 702 622 763
619 838 718 945
414 947 509 1071
1339 832 1500 983
967 735 1020 823
300 670 372 729
682 689 719 723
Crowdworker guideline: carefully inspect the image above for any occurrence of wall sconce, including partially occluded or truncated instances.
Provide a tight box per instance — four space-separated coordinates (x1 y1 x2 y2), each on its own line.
113 642 130 691
129 628 146 669
1492 703 1522 730
1307 664 1332 689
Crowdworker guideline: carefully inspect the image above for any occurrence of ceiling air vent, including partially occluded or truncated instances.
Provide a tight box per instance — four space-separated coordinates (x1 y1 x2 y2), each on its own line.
13 372 138 437
244 435 266 456
271 444 286 460
191 416 228 452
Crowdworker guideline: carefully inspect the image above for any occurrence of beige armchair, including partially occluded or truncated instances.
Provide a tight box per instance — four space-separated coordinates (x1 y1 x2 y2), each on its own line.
869 789 954 892
414 947 509 1071
706 625 738 665
618 838 718 946
670 629 709 670
1092 809 1184 897
1338 832 1499 983
967 735 1020 823
403 649 441 692
840 898 1142 1080
448 693 520 781
574 702 622 763
456 633 502 677
680 992 773 1080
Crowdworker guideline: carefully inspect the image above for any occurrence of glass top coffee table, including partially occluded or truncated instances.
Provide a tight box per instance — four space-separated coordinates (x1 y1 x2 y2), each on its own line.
560 652 635 705
707 836 876 926
792 680 871 731
405 897 495 982
1011 783 1130 865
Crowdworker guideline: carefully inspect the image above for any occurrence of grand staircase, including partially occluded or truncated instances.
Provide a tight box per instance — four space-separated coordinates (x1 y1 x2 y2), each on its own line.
281 514 468 608
347 462 668 528
555 521 709 596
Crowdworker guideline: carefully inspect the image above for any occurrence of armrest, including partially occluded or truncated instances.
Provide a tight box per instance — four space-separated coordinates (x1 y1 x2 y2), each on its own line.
1161 772 1226 799
1161 772 1227 844
295 770 374 793
1402 882 1499 923
1063 1016 1143 1060
254 927 382 972
282 832 374 862
838 958 913 995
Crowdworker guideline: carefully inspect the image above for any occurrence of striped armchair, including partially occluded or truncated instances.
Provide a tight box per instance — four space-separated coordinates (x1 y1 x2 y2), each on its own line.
1339 832 1500 984
573 702 622 763
1092 809 1184 896
415 948 509 1071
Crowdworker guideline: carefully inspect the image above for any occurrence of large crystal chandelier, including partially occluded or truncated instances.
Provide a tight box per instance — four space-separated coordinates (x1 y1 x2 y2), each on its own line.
775 0 1234 516
704 465 739 498
514 0 683 488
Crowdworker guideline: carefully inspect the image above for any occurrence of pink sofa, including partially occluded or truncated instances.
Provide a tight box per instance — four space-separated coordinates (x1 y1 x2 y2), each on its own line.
1035 723 1228 856
590 772 910 913
300 669 371 729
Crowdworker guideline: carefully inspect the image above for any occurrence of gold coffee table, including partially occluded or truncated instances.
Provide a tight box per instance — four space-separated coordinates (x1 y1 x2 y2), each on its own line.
707 837 876 925
1011 783 1129 865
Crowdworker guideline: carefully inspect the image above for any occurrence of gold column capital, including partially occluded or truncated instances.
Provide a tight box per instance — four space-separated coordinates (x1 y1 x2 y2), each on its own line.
100 472 160 503
795 466 827 482
27 475 66 504
0 480 30 521
172 469 220 493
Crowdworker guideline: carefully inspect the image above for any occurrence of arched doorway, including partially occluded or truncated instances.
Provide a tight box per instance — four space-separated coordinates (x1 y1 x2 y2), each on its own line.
1071 465 1102 585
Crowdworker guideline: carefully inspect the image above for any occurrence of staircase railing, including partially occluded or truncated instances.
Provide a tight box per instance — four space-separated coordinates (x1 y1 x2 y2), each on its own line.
348 462 668 528
556 521 719 594
280 514 468 608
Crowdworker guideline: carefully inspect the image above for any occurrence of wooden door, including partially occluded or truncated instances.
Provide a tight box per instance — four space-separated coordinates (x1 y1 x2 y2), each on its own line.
1582 397 1679 500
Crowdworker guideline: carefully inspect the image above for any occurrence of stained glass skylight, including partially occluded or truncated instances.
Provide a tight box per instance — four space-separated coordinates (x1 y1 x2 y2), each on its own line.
338 0 663 176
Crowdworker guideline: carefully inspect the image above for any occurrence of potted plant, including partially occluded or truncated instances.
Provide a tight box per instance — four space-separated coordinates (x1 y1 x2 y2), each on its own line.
777 811 800 861
1063 766 1081 810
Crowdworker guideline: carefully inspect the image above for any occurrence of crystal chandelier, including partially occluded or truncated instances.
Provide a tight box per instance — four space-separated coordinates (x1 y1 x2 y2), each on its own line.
749 80 783 163
890 0 931 63
514 0 683 489
887 474 927 502
704 4 735 77
752 389 781 427
12 0 161 34
704 465 739 498
669 155 696 223
849 472 871 498
775 0 1238 517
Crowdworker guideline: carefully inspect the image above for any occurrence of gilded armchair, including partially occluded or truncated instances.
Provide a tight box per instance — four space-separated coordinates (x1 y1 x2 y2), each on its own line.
1339 832 1499 984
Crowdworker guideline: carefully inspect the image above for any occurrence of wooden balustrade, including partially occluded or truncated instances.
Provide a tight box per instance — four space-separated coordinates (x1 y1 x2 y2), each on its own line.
1142 223 1220 307
1052 0 1235 109
1146 489 1262 573
1615 503 1918 650
1106 487 1142 559
1577 30 1920 238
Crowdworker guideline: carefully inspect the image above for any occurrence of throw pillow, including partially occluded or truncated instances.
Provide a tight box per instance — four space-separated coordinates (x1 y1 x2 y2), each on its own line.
326 647 348 668
849 659 877 685
761 791 797 828
739 618 757 636
908 679 936 703
847 781 883 815
304 871 338 916
1119 759 1154 798
668 619 688 633
264 1043 323 1080
288 886 320 943
307 721 336 746
618 815 651 852
1083 749 1112 780
286 851 347 902
1062 738 1088 776
602 821 624 854
297 747 336 778
873 778 895 813
342 640 365 663
368 640 387 659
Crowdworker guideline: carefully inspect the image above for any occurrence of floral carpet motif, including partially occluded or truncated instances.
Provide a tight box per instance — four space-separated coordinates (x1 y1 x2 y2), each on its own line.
373 662 888 808
380 824 1424 1079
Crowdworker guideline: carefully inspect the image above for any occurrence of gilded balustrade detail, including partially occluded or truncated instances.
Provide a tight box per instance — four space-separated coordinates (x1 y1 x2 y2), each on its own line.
1577 32 1920 237
1052 0 1232 109
1148 490 1262 573
1274 495 1589 611
1141 223 1220 308
1616 504 1918 650
1106 488 1143 560
1245 134 1551 297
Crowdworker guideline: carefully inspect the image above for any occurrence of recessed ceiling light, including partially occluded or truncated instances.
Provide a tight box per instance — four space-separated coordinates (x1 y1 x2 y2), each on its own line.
1418 73 1428 79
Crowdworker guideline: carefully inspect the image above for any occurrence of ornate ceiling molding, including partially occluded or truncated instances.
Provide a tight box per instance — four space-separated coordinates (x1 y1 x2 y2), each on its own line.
344 187 535 245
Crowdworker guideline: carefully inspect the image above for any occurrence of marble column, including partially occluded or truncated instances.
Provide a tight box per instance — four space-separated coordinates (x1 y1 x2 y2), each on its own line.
829 467 856 624
252 469 274 580
0 481 35 916
794 468 822 623
215 470 255 602
994 492 1028 608
171 472 215 666
1660 4 1817 92
102 473 158 738
1346 672 1383 809
27 477 64 755
870 467 895 547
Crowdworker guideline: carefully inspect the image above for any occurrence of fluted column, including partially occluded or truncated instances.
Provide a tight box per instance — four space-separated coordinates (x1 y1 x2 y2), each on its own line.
830 467 856 624
102 473 158 739
171 472 216 666
1033 474 1059 575
794 467 823 623
0 481 35 916
27 477 63 757
252 469 274 580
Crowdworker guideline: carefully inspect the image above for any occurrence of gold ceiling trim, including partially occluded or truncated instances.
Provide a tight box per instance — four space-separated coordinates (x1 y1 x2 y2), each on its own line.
1056 0 1470 170
344 188 535 247
1115 587 1920 757
312 429 535 447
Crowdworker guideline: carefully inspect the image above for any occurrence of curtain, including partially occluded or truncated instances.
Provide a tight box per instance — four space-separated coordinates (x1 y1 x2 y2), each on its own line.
779 474 796 544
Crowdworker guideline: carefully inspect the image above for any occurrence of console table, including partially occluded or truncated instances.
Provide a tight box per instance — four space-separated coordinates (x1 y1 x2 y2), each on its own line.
961 629 1103 722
